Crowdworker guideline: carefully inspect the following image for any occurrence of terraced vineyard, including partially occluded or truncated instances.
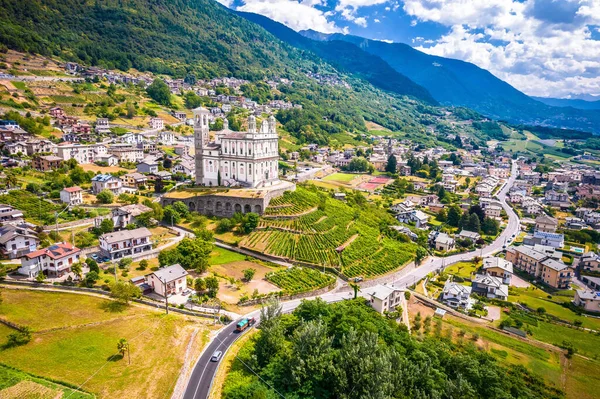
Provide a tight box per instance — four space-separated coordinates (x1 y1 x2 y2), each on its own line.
240 187 418 278
265 267 335 294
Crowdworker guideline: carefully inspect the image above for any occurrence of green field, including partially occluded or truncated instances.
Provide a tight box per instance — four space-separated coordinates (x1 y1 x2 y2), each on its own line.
444 261 479 280
209 247 247 265
265 267 335 295
322 172 359 183
242 187 418 278
0 364 93 399
0 289 210 398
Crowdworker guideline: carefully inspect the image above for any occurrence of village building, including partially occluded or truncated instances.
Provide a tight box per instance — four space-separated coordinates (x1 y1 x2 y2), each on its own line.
442 281 473 309
32 155 63 171
365 284 404 314
482 257 513 284
106 204 153 230
471 274 509 300
0 224 39 259
109 145 144 163
146 264 188 297
148 117 165 130
457 230 481 243
95 118 111 133
137 159 160 174
18 242 81 278
535 215 558 233
506 245 572 289
579 252 600 273
99 227 152 260
91 174 122 195
60 186 83 205
0 204 24 225
573 290 600 313
56 143 108 165
121 172 148 189
434 232 455 252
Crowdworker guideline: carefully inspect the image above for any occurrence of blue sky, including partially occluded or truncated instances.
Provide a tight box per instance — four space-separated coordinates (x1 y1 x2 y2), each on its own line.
220 0 600 99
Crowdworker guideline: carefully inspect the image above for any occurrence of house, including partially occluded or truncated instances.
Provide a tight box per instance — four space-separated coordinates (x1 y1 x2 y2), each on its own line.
33 155 63 171
0 224 39 259
582 275 600 290
428 203 445 213
442 281 473 309
485 205 502 218
95 118 111 133
471 274 509 300
565 217 585 230
173 111 187 121
60 186 83 205
56 143 108 165
540 258 572 289
148 117 164 130
158 131 175 145
108 145 144 163
96 154 119 166
50 107 65 119
579 252 600 273
545 190 569 204
99 227 152 260
482 257 513 284
121 172 148 189
152 170 172 181
434 233 455 251
146 264 188 297
174 145 189 156
573 290 600 313
25 139 55 156
390 226 418 241
137 159 159 174
365 284 404 314
172 160 195 177
18 242 81 278
0 204 24 224
458 230 481 243
109 204 153 229
4 141 27 155
535 215 558 233
523 231 564 248
91 174 122 195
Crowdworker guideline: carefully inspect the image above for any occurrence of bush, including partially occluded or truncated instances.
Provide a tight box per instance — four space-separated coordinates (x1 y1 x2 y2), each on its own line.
96 189 114 204
5 327 32 348
216 218 233 233
138 259 149 270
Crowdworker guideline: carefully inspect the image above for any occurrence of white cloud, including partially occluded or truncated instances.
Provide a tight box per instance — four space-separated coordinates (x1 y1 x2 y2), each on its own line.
374 18 381 23
215 0 234 7
354 17 368 27
404 0 600 97
237 0 343 33
378 39 394 43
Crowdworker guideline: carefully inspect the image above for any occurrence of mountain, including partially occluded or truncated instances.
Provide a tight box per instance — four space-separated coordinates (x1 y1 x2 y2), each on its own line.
300 30 600 134
235 12 436 105
532 97 600 111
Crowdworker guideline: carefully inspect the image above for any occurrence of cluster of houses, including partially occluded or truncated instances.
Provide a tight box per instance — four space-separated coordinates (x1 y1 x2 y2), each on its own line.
442 256 513 310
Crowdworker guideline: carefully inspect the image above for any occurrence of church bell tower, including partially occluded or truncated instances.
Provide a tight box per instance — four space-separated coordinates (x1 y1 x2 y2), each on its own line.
193 107 210 185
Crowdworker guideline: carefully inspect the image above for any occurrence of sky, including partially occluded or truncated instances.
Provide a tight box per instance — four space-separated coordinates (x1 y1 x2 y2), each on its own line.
218 0 600 99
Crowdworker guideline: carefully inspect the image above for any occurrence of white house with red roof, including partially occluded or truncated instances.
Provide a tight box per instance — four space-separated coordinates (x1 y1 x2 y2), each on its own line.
18 242 81 278
60 186 83 205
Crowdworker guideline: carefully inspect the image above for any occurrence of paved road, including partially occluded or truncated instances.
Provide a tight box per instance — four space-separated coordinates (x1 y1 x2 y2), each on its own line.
389 160 520 289
182 291 355 399
182 161 521 399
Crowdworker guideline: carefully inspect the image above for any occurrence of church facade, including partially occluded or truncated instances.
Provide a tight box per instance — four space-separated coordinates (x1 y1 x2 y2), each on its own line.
193 107 280 188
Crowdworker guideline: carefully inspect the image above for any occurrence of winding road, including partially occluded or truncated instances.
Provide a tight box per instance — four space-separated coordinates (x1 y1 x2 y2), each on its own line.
181 161 521 399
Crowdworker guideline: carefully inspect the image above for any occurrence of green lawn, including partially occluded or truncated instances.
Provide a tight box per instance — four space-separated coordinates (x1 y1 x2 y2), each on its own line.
530 321 600 360
322 172 359 183
444 261 479 280
209 247 247 265
11 81 27 90
565 356 600 399
0 289 211 398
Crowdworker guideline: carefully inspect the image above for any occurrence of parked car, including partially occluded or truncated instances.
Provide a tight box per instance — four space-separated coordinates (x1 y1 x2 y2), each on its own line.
353 277 363 283
211 351 223 362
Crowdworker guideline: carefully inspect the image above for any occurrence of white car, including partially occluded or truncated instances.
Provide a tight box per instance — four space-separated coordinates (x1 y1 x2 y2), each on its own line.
210 351 223 362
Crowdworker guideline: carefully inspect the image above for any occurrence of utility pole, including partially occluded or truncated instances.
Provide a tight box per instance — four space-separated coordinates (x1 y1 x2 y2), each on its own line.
161 277 169 315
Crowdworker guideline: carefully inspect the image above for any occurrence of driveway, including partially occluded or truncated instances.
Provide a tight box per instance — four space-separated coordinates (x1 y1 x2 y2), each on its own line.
510 274 531 288
485 305 502 321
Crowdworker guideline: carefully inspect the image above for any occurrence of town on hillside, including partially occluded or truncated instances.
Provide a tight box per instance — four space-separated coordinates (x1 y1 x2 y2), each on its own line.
0 50 599 399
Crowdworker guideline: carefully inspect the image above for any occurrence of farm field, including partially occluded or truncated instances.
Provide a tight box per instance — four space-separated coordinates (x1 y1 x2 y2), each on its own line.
322 172 359 183
0 289 213 399
240 187 418 279
265 267 335 295
0 364 93 399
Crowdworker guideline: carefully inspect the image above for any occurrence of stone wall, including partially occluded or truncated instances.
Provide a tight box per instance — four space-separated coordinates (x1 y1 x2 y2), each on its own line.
162 194 268 217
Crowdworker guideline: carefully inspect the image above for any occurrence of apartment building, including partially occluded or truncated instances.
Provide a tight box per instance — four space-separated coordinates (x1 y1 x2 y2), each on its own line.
33 155 63 171
99 227 152 260
56 143 108 165
108 145 144 163
540 258 573 289
506 245 572 289
91 174 122 195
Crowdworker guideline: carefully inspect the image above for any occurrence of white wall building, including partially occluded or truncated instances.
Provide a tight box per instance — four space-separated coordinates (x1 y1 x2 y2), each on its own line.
18 242 81 278
60 186 83 205
194 108 280 188
146 264 188 296
365 284 404 314
55 143 108 165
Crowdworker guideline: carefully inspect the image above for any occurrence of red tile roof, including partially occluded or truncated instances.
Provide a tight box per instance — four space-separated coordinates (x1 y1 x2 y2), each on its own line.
26 242 80 260
63 186 82 193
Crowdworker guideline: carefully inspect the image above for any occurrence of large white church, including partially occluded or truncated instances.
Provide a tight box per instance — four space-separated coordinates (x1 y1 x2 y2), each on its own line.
193 107 280 188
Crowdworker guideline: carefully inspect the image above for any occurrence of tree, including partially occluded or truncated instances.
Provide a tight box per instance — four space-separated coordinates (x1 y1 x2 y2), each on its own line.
385 154 397 174
415 246 428 265
447 205 462 227
75 231 96 248
146 78 171 106
243 268 256 282
96 189 114 204
159 237 213 273
241 212 259 234
469 204 485 223
482 217 500 235
138 259 148 270
466 213 481 233
71 262 82 279
117 338 131 364
83 271 99 287
86 258 99 273
435 208 447 222
205 276 219 297
194 277 206 293
109 281 141 304
100 218 114 234
172 201 189 218
163 205 182 225
119 257 133 269
216 218 233 233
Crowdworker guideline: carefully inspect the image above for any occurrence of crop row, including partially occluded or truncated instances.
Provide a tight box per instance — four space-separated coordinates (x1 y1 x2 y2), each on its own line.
266 267 335 295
